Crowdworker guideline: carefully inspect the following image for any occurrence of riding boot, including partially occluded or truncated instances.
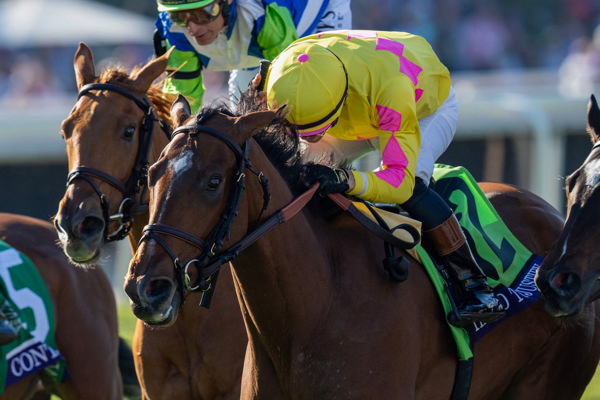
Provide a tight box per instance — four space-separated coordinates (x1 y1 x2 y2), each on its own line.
425 214 505 326
0 309 17 346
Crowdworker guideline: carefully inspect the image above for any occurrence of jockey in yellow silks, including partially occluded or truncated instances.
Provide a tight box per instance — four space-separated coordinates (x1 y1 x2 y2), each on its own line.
261 30 505 326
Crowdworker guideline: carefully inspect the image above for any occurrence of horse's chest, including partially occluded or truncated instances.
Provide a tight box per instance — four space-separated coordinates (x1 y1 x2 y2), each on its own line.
284 340 377 398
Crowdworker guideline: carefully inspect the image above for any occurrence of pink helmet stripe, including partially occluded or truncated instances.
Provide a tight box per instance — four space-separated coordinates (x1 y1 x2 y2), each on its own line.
298 122 333 137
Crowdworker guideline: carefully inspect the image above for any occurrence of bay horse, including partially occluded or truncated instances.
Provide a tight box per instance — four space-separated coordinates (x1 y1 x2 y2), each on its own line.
125 93 600 399
53 43 246 399
536 94 600 319
0 212 125 399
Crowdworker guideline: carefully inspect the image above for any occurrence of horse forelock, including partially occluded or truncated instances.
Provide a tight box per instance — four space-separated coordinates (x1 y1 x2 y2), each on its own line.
564 148 600 210
97 66 175 123
195 98 307 195
181 93 339 217
583 152 600 189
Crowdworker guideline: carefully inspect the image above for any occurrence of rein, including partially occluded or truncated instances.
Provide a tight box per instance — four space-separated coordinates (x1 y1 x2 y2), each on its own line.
140 122 315 307
66 83 171 242
139 120 421 308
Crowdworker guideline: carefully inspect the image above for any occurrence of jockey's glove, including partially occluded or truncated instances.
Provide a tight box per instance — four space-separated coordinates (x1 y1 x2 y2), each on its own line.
300 164 350 195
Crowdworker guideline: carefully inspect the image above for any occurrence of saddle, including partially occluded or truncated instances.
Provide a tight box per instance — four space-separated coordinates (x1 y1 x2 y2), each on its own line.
334 164 543 356
331 164 544 400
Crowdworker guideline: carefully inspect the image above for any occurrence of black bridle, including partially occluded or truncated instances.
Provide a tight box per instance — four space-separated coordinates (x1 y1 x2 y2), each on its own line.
140 122 274 307
137 120 420 308
66 83 171 242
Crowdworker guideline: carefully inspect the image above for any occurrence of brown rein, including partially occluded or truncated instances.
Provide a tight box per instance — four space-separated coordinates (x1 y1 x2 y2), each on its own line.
140 122 421 307
140 131 319 307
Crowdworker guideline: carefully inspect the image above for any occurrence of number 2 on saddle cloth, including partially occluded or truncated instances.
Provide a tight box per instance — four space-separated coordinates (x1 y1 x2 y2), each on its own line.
425 165 541 349
342 164 542 362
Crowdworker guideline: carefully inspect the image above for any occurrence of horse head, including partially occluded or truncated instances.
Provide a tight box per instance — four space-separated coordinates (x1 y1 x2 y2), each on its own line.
535 94 600 317
124 95 280 325
54 42 174 265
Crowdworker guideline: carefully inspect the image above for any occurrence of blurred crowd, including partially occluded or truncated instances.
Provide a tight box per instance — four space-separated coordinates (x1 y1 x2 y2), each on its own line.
353 0 599 71
0 0 599 100
0 44 152 103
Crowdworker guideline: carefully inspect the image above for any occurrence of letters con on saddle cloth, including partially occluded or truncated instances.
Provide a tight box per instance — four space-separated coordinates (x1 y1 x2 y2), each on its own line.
0 248 63 390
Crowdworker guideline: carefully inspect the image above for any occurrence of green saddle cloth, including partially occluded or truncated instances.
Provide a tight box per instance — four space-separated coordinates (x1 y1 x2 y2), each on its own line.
417 164 542 361
0 240 65 392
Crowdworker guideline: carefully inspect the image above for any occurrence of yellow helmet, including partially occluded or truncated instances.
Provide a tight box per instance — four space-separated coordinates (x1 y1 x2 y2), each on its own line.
265 42 348 136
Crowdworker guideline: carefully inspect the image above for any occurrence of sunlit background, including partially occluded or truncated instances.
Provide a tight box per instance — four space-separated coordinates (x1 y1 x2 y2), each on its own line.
1 0 599 397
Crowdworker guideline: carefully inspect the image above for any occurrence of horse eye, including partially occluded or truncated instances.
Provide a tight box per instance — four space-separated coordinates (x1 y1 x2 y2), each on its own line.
123 126 136 140
207 175 222 191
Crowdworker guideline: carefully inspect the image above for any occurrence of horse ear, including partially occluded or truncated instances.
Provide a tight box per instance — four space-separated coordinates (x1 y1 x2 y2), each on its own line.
74 42 96 90
170 94 192 127
131 47 175 93
587 94 600 144
233 108 281 143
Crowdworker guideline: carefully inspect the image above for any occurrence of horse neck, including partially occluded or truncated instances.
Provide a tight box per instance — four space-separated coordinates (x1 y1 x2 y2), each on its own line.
229 144 335 351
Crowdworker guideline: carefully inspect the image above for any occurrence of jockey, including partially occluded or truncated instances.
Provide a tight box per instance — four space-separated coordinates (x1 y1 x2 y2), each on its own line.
259 30 505 325
154 0 352 112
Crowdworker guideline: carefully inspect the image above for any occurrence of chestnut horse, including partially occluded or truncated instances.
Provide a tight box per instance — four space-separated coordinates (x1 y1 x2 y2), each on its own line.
536 94 600 319
53 43 246 399
0 213 124 399
125 94 600 399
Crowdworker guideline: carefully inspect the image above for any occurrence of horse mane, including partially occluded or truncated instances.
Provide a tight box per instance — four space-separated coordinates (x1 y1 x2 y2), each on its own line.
236 90 346 218
170 89 340 218
98 66 176 123
192 91 308 196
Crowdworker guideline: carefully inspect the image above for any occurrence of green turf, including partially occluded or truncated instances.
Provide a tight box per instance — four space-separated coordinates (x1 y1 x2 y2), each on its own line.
117 301 137 346
583 364 600 399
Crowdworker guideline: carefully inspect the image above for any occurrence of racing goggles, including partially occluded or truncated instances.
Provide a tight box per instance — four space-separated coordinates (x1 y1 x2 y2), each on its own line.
169 1 223 26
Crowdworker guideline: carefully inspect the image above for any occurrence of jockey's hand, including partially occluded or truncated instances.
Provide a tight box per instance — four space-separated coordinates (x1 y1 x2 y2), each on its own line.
251 73 261 90
249 60 270 110
300 164 350 195
250 74 267 110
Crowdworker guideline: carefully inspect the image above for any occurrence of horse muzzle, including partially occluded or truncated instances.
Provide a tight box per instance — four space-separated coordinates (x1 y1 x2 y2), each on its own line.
53 213 104 264
125 274 181 326
536 266 588 317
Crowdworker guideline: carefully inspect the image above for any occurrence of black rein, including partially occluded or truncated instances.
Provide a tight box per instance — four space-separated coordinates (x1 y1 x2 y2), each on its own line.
139 123 319 308
66 82 171 242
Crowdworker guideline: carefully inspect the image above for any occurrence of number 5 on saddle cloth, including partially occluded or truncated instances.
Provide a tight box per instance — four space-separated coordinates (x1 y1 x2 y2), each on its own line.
0 243 65 392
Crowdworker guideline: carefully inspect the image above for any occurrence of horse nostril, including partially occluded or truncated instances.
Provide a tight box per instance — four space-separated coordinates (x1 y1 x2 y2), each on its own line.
78 216 104 237
549 270 581 298
139 278 174 306
146 279 168 297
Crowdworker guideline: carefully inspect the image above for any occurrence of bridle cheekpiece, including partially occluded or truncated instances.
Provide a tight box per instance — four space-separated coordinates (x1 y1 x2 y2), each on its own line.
66 83 171 241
